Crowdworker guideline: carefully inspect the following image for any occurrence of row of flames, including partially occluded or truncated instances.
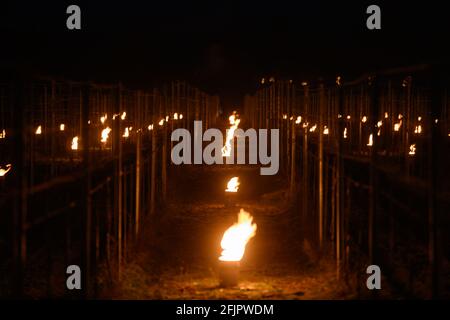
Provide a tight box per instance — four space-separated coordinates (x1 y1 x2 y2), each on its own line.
284 113 432 156
9 112 185 150
286 113 444 136
0 112 186 175
96 112 184 145
219 113 256 263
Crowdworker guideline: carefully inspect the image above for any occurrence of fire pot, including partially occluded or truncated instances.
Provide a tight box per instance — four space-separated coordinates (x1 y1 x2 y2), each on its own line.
218 260 240 287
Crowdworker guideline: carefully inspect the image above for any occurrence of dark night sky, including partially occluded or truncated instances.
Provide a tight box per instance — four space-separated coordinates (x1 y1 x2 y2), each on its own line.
1 0 450 108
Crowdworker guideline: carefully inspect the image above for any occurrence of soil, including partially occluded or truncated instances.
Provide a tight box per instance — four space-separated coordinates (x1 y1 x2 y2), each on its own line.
101 165 356 299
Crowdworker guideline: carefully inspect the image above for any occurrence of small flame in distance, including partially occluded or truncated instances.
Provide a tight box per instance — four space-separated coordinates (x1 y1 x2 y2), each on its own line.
225 177 240 193
219 209 257 262
367 133 373 146
414 125 422 134
71 136 79 150
409 144 416 156
222 112 240 157
0 164 12 177
123 127 130 138
101 127 112 143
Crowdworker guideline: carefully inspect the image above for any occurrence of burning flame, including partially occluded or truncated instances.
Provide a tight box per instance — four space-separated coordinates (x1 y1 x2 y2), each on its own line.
219 209 257 262
179 114 183 120
309 124 317 132
377 120 383 128
361 116 367 123
121 112 127 120
414 125 422 134
283 114 288 120
165 115 169 122
159 119 165 126
384 112 389 119
0 129 6 139
148 124 154 131
295 116 302 124
173 113 179 120
101 127 112 143
100 114 107 124
123 127 131 138
0 164 12 177
225 177 240 193
367 133 373 146
35 125 42 135
343 127 348 139
71 136 79 150
394 120 402 131
409 144 416 156
60 124 65 131
346 115 351 120
323 126 329 135
222 112 241 157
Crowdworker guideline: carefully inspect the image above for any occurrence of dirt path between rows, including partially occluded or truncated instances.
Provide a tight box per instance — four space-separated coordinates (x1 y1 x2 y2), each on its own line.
102 166 354 299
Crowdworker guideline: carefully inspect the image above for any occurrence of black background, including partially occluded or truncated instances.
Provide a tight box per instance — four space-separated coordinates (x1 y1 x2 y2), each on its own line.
1 300 445 319
1 0 450 109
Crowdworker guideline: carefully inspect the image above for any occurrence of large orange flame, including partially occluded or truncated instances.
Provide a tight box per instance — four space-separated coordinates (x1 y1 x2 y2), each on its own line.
219 209 257 262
